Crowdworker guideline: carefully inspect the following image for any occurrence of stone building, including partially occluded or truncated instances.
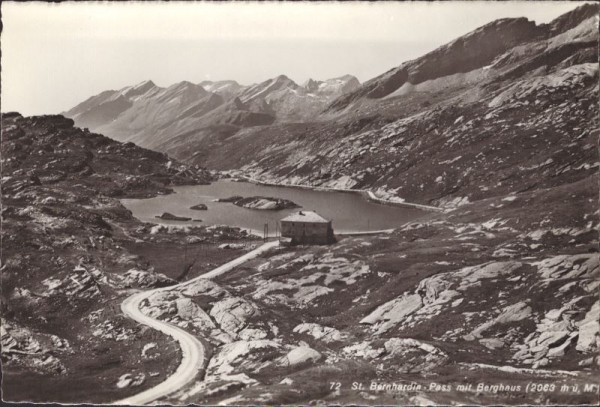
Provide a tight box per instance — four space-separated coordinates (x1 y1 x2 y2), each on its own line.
279 211 335 245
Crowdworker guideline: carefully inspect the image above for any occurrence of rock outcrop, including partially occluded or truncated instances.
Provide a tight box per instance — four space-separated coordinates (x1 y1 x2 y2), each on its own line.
0 113 246 403
155 212 192 221
218 196 299 210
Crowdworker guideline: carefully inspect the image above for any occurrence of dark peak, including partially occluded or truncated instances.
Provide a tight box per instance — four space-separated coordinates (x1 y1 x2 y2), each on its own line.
405 15 539 83
273 74 299 88
29 114 75 130
128 80 157 93
303 78 322 92
457 17 537 42
231 97 246 110
121 80 158 99
488 16 531 26
325 14 542 112
171 80 196 88
136 79 156 88
545 3 599 36
166 81 207 96
2 112 23 119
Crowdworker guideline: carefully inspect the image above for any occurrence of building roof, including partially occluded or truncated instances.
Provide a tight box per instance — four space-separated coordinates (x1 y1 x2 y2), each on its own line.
280 210 330 223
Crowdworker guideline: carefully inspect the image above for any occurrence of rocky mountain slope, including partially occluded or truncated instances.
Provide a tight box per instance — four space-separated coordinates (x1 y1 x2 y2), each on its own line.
1 113 257 403
5 3 599 405
64 6 598 404
166 4 598 211
156 174 598 405
325 4 597 114
64 74 360 150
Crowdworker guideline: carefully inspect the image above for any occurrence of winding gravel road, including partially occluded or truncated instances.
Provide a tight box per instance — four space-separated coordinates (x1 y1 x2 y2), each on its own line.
114 240 279 405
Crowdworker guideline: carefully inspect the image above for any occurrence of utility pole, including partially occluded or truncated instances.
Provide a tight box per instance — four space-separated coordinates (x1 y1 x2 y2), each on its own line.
184 242 187 266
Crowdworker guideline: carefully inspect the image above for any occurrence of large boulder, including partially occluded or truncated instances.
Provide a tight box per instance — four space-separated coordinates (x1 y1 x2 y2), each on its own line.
277 345 321 366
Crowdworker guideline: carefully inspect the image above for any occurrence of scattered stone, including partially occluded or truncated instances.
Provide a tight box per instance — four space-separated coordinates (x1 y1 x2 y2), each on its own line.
293 323 343 343
116 373 145 388
343 341 385 359
141 343 157 359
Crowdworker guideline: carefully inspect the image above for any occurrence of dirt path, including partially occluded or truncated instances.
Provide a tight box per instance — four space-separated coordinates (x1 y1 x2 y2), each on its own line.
113 241 279 405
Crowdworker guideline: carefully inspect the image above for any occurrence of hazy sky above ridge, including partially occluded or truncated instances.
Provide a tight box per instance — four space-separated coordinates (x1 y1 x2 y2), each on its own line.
1 1 589 115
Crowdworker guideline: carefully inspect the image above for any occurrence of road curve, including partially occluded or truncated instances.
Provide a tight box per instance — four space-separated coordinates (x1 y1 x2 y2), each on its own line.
114 240 279 405
114 291 206 405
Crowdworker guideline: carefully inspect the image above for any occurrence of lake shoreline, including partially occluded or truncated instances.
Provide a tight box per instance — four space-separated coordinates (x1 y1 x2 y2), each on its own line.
122 179 430 235
235 175 444 212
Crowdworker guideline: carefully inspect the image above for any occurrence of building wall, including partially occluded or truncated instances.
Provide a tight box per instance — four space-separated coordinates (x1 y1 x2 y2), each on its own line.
280 220 334 245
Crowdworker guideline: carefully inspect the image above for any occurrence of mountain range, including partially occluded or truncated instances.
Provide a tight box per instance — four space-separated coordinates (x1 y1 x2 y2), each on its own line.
64 74 361 149
65 5 598 206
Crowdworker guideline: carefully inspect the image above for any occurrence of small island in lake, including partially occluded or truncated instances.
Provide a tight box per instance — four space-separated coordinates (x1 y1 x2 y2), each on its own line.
217 195 300 210
155 212 192 221
190 203 208 210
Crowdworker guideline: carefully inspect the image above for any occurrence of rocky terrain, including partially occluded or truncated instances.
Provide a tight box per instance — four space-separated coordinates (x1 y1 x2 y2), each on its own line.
0 113 257 403
217 196 299 211
100 170 598 404
5 3 599 405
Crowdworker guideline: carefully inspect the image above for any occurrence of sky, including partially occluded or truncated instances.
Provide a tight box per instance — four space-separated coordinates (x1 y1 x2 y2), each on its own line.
1 1 589 115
